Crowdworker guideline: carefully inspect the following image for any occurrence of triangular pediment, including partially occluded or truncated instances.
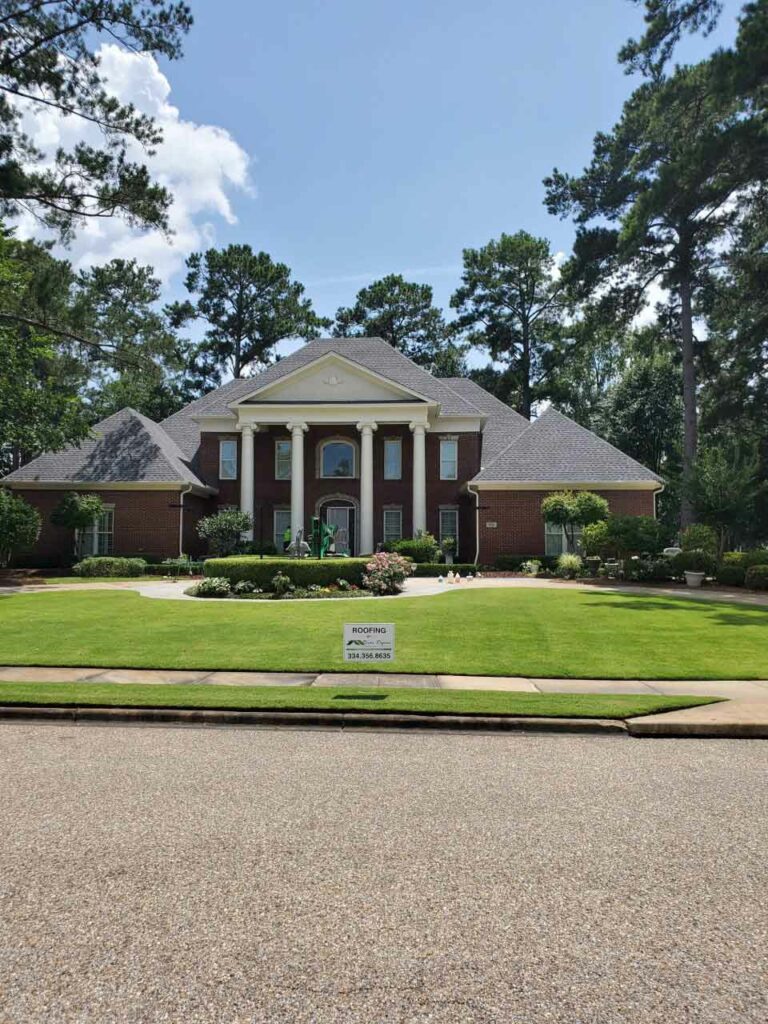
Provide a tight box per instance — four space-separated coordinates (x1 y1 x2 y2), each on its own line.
234 352 430 405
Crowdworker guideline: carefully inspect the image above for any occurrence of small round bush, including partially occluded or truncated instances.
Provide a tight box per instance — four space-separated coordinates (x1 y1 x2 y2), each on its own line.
233 579 257 594
715 564 746 587
521 559 541 576
669 549 717 578
194 576 231 597
363 551 414 595
745 564 768 590
391 532 439 563
556 553 583 579
73 556 146 577
271 571 294 597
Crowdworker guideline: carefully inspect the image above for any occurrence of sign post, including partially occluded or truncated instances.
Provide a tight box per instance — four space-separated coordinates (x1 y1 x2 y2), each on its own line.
343 623 395 662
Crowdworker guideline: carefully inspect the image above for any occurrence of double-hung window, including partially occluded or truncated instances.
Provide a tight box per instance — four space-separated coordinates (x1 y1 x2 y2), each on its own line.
439 507 459 549
383 508 403 545
545 522 583 556
439 438 458 480
78 506 114 557
219 439 237 480
275 439 292 480
383 438 402 480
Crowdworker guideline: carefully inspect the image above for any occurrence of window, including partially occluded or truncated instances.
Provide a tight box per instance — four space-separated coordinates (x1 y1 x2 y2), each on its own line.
439 438 458 480
439 507 459 549
275 439 292 480
273 508 291 550
321 440 355 478
78 506 114 557
383 438 402 480
545 522 583 557
383 508 403 545
219 439 237 480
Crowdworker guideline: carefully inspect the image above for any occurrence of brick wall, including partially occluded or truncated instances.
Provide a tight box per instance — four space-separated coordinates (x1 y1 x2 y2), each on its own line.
476 488 658 563
13 488 187 566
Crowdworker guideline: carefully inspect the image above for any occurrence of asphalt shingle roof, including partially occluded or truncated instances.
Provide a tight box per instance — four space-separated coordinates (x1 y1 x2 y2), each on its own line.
3 408 209 489
472 407 663 484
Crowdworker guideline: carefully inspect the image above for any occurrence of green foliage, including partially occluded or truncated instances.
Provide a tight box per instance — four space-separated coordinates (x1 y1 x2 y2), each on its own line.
493 554 558 572
622 557 672 582
160 556 204 577
391 533 439 563
72 556 146 578
669 549 717 578
193 577 232 598
721 549 768 570
681 524 717 554
0 1 192 239
362 552 414 595
333 274 466 374
168 245 325 384
715 564 745 587
197 508 253 556
744 565 768 591
451 231 567 418
204 556 370 589
556 553 583 579
541 491 609 551
688 442 763 554
0 488 41 566
581 520 609 556
606 515 668 558
521 559 542 576
51 492 104 531
600 356 681 474
270 571 294 597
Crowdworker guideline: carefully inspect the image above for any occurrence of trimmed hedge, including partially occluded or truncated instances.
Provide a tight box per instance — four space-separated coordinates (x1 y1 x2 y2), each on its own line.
72 556 147 577
203 556 369 589
715 564 746 587
668 549 717 578
745 564 768 590
411 563 483 577
722 549 768 570
390 537 439 563
494 554 558 572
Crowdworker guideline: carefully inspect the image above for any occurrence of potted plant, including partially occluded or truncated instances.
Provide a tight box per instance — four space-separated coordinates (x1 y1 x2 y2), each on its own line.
671 549 715 588
441 536 456 565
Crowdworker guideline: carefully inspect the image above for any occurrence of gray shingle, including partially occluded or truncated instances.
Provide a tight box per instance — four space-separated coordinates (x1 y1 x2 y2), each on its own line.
473 407 663 484
2 408 209 489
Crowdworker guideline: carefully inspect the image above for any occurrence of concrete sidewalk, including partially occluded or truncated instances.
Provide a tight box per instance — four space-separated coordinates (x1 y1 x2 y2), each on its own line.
0 665 767 700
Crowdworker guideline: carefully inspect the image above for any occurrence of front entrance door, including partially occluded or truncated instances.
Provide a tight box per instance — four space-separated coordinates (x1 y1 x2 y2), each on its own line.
325 506 352 555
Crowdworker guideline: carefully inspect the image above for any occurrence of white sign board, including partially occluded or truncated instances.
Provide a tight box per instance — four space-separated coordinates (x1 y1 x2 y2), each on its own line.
343 623 395 662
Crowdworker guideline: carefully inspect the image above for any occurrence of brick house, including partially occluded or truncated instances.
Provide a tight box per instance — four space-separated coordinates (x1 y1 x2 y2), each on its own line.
2 337 662 566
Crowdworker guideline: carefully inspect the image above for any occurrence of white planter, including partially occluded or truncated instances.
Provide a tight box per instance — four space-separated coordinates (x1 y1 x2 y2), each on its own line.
684 571 705 588
444 552 454 565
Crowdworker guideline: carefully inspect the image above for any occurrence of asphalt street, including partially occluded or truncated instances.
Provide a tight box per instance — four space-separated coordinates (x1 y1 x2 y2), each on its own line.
1 723 766 1023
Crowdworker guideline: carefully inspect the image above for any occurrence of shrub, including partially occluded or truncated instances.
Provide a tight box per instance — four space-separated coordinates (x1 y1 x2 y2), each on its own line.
721 549 768 570
0 489 41 567
494 554 557 572
391 532 439 563
521 559 542 576
362 551 414 595
247 540 277 556
745 565 768 590
270 571 294 597
193 576 231 597
204 556 369 589
681 524 718 555
716 564 746 587
606 515 667 558
622 557 672 582
541 491 609 550
233 579 259 594
197 508 253 556
581 520 609 557
73 556 147 577
668 549 717 578
51 491 104 531
411 562 482 577
556 552 583 579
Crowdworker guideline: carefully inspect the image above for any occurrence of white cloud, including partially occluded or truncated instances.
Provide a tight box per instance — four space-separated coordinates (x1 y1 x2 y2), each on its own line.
13 44 252 285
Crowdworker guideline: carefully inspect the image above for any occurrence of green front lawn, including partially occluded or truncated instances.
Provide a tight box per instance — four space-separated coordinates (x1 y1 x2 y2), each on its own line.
0 682 718 720
0 588 766 678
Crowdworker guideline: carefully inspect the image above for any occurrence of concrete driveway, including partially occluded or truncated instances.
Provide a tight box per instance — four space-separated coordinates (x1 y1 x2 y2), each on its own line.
1 724 766 1023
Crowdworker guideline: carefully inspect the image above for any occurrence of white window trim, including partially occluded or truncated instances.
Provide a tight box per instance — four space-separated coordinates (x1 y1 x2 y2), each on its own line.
383 437 402 480
275 438 292 480
545 521 583 556
383 506 403 544
439 437 458 481
77 504 115 557
438 506 459 550
318 438 357 479
219 438 238 481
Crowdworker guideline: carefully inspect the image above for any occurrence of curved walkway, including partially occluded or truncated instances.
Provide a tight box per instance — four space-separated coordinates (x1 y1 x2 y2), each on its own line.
3 574 768 607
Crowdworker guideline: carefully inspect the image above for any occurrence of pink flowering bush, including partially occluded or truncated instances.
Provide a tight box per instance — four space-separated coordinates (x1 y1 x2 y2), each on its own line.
362 551 414 595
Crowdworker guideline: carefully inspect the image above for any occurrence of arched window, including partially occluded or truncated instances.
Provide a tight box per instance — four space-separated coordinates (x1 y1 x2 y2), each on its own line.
320 440 356 478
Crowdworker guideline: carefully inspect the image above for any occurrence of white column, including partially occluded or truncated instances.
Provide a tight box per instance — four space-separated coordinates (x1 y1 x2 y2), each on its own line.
287 422 308 542
357 421 377 555
410 422 427 536
239 424 256 540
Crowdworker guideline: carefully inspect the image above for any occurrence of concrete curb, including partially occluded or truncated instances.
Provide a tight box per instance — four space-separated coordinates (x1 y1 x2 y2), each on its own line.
626 719 768 739
0 704 627 734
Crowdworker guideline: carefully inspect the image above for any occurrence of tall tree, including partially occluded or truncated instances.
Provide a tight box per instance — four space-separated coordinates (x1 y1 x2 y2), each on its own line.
0 0 192 239
168 246 325 382
450 231 567 419
544 12 768 522
333 274 466 375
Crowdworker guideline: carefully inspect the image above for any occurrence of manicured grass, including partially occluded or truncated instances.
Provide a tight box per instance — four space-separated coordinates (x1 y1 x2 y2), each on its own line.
0 587 766 679
0 682 719 720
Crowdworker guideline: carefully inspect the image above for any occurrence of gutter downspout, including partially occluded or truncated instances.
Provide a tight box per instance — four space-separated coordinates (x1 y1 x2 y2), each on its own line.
179 485 193 557
653 483 665 520
467 483 480 566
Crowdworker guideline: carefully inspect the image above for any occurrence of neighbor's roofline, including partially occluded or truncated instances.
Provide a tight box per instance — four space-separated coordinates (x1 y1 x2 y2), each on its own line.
468 480 663 491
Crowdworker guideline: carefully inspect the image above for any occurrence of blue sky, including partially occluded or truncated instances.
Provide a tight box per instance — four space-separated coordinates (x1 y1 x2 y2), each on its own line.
154 0 743 324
